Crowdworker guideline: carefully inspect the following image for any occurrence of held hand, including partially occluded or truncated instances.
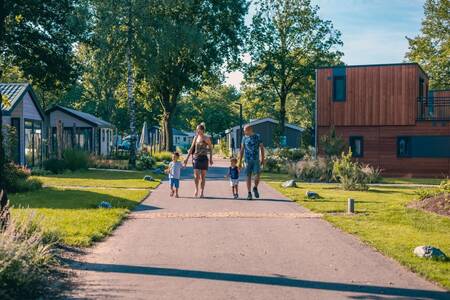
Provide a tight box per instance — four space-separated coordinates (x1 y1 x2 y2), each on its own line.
238 160 243 169
209 159 214 166
260 159 265 168
183 159 188 167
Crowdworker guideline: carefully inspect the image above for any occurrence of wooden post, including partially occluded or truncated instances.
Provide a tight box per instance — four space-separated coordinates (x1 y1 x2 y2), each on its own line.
348 198 355 214
56 120 63 159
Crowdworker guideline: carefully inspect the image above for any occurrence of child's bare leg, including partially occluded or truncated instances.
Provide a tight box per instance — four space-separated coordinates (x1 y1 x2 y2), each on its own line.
175 188 179 198
170 186 174 197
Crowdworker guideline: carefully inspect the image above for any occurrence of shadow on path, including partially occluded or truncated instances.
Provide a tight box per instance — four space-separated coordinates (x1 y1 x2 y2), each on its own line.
69 261 449 299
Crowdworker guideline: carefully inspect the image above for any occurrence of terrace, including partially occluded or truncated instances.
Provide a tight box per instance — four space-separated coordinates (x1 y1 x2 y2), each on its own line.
417 96 450 121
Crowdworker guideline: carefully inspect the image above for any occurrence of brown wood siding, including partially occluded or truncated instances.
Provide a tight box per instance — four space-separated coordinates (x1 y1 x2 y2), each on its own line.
317 64 426 127
432 90 450 98
318 123 450 177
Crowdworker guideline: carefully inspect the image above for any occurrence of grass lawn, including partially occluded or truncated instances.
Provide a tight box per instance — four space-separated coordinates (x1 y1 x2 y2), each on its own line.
33 169 164 188
9 169 161 247
262 173 450 289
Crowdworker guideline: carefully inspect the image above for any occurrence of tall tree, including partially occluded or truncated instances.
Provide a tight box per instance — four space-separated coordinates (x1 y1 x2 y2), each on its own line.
0 0 88 207
136 0 248 151
246 0 342 140
405 0 450 89
126 0 137 167
89 0 140 165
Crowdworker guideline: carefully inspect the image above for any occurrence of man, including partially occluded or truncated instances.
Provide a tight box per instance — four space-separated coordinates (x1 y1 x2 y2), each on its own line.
238 125 265 200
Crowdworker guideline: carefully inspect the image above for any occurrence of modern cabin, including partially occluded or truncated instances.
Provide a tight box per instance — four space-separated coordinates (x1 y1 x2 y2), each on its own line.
46 105 114 157
0 83 45 166
315 62 450 177
225 117 303 154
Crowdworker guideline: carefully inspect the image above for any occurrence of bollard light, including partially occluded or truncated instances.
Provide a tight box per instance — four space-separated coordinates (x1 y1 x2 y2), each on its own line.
348 198 355 214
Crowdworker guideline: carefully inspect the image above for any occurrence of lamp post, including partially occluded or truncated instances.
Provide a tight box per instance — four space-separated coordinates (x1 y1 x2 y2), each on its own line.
234 102 243 154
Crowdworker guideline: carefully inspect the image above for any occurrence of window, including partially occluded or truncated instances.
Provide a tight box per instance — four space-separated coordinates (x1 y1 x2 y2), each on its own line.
397 137 411 157
349 136 363 157
333 76 346 101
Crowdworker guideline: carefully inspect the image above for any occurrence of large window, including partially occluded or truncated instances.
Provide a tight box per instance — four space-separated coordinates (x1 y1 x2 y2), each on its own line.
24 120 42 166
397 136 450 158
397 137 411 157
349 136 364 157
333 76 346 101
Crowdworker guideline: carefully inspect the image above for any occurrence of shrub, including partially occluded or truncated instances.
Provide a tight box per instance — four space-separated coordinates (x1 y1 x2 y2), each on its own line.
30 168 52 176
63 149 89 171
332 150 370 191
89 156 129 170
43 158 67 174
277 148 305 162
3 164 42 193
176 146 188 154
136 153 156 170
361 164 382 183
320 127 346 158
264 157 281 173
152 151 173 162
415 188 438 201
3 125 18 163
0 209 62 299
290 156 333 182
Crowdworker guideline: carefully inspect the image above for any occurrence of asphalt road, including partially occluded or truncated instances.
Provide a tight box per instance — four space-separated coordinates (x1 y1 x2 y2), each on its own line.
68 159 448 299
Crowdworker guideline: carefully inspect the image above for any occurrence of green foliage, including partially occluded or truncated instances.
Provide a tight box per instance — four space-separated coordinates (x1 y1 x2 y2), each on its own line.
332 150 370 191
152 151 173 162
217 139 230 158
174 85 241 135
405 0 450 89
3 164 42 193
43 159 67 174
415 188 439 201
136 153 155 171
63 149 89 172
0 210 61 300
88 157 130 170
246 0 343 133
2 125 18 163
320 127 346 158
291 156 333 182
264 157 282 173
176 146 188 155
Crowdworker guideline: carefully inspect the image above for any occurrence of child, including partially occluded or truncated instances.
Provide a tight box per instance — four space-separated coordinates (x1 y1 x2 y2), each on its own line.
226 157 240 199
168 152 182 198
238 125 265 200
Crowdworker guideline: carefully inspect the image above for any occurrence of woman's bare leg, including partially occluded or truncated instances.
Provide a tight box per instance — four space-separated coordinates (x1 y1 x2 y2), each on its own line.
194 169 200 197
200 169 207 197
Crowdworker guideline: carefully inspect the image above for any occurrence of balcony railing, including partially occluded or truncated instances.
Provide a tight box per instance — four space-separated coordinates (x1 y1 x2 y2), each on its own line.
417 96 450 121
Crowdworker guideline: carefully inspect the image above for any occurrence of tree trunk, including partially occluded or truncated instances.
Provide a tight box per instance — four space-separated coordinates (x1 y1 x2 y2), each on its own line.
126 0 137 167
278 93 287 146
162 111 173 151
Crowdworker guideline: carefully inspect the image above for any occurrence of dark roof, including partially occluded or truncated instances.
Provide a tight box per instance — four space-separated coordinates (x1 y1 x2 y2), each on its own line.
316 62 429 79
172 128 188 136
46 105 113 128
0 83 45 118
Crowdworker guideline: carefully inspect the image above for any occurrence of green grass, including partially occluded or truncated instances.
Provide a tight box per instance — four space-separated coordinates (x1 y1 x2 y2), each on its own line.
381 177 443 185
9 169 161 247
33 169 162 189
263 173 450 289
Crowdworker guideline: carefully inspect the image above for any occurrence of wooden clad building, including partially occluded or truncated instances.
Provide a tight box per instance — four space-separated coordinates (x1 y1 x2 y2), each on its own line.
316 63 450 177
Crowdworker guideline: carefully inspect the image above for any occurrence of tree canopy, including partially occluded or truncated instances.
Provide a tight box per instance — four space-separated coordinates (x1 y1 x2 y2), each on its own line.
245 0 342 140
405 0 450 89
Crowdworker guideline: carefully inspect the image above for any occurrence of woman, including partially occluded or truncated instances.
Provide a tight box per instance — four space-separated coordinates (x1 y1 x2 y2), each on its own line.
184 123 213 198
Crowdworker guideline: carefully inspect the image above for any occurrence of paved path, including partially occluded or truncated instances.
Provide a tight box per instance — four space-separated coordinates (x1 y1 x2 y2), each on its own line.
69 159 448 299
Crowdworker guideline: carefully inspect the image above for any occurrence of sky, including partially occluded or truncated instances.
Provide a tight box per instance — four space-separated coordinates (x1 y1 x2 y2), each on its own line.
225 0 425 89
